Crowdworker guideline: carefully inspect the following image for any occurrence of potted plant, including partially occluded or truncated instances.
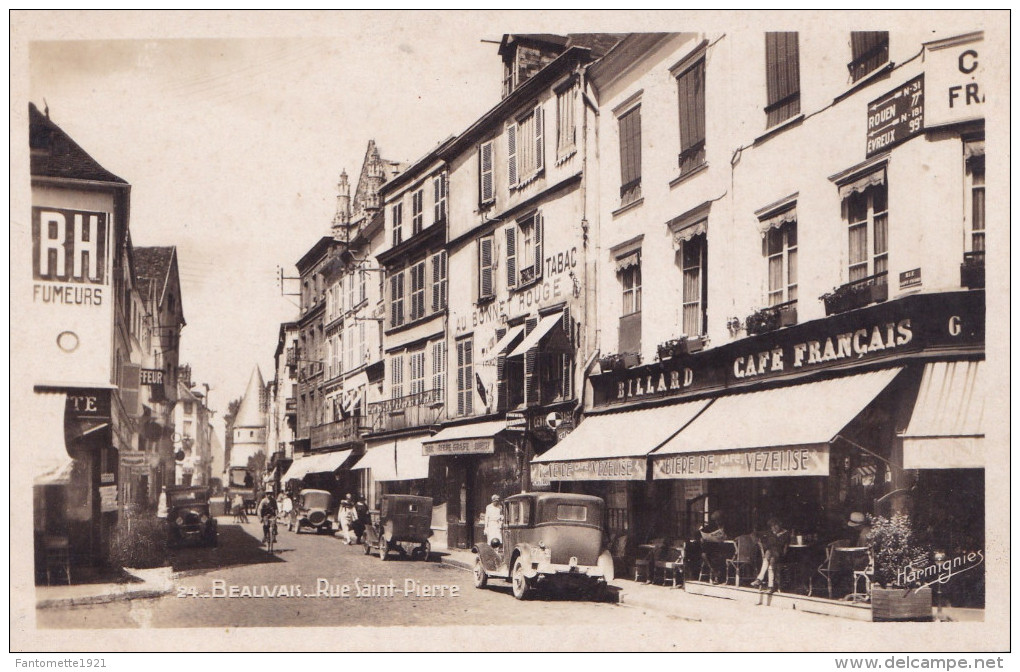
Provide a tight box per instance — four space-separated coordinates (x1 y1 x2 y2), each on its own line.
864 513 934 621
656 338 685 361
745 307 781 336
598 353 626 372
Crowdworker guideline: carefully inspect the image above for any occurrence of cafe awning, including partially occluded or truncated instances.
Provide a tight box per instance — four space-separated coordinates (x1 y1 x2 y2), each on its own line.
282 449 353 482
32 390 72 486
531 399 711 481
352 438 430 481
422 420 505 456
507 312 568 358
483 325 524 363
901 361 985 469
651 367 903 479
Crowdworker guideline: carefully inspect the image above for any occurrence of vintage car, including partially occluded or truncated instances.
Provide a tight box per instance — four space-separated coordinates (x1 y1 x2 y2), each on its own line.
472 492 614 600
363 494 433 561
294 489 334 534
167 486 218 547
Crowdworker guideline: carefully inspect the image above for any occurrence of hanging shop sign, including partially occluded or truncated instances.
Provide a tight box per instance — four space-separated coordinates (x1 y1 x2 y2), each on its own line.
140 369 164 385
531 457 646 483
592 290 982 409
99 484 118 512
422 437 495 456
652 446 829 480
866 74 924 158
924 32 985 127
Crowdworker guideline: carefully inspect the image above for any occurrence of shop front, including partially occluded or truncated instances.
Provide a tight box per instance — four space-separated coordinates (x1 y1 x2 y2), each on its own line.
281 449 359 502
353 435 433 511
421 420 518 550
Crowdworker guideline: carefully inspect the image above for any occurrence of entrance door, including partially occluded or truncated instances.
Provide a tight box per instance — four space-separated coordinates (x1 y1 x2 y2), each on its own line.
445 458 474 549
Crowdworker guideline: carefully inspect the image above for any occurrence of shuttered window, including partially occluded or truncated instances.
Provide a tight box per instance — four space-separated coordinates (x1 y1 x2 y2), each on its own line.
411 189 424 235
848 32 889 82
456 337 474 416
677 58 706 176
478 235 494 300
515 212 543 286
479 141 495 205
765 32 801 128
557 85 576 156
410 260 426 321
409 349 426 396
507 123 518 188
391 353 404 400
523 317 539 407
430 250 447 312
508 104 544 189
505 224 517 289
618 105 642 204
433 173 447 224
431 340 446 393
392 202 403 246
389 270 405 328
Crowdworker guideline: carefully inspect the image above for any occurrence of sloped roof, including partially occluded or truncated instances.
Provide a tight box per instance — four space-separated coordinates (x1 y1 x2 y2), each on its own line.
29 103 127 184
134 246 174 288
233 366 266 429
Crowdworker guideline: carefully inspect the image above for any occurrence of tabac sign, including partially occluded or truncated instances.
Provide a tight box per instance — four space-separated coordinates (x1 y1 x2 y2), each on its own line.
652 447 829 480
32 207 110 306
531 457 645 482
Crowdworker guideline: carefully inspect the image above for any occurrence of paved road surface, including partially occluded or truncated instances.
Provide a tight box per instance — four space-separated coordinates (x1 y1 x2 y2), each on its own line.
37 518 669 630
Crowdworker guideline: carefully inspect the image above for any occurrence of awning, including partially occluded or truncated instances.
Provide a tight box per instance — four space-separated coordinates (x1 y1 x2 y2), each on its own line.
352 438 430 481
422 420 505 456
651 368 903 479
32 391 71 485
282 449 353 482
615 250 640 273
757 205 797 236
531 400 711 481
901 361 985 469
507 312 565 358
482 325 524 364
838 167 886 200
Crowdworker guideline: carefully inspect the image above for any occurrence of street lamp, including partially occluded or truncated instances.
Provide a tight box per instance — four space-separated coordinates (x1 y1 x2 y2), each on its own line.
933 549 947 622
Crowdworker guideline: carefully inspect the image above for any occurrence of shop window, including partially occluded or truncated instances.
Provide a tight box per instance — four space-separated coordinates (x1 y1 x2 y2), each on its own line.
392 202 403 246
765 32 800 128
411 189 424 236
676 57 706 176
507 103 544 189
681 232 708 337
618 104 642 205
765 220 798 306
456 337 474 416
846 183 888 283
848 31 889 82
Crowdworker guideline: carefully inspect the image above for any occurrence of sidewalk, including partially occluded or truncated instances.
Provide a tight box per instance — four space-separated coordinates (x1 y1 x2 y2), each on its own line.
35 566 174 609
434 545 984 624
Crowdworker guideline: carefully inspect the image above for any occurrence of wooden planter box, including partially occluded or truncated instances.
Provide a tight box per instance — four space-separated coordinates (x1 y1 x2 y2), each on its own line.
823 281 889 315
872 586 933 621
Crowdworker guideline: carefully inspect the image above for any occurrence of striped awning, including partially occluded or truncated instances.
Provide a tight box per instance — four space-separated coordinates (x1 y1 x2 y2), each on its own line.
901 361 985 469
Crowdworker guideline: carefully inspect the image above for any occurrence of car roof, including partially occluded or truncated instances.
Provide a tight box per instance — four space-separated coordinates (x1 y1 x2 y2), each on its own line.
299 489 332 495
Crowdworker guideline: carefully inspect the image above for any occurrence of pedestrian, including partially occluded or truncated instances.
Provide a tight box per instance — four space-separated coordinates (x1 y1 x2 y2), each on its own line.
752 517 791 592
280 491 295 531
352 495 370 543
484 494 503 547
338 495 357 544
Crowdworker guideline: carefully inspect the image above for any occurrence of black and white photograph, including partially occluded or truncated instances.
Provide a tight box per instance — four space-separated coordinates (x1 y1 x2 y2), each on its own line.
10 10 1009 657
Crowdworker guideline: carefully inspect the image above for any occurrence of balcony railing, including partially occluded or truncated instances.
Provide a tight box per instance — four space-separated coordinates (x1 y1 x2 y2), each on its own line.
310 416 364 449
366 388 444 433
961 251 985 289
821 271 888 316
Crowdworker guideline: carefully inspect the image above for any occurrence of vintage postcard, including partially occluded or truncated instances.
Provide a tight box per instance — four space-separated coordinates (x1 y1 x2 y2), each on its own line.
9 10 1010 656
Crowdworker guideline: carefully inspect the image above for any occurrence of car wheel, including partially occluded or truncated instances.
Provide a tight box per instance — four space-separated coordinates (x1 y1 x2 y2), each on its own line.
378 536 388 561
511 558 532 600
473 557 488 589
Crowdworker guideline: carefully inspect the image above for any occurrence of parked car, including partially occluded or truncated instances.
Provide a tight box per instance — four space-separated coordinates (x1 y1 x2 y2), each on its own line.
294 489 334 534
363 494 433 561
472 492 614 600
167 486 218 547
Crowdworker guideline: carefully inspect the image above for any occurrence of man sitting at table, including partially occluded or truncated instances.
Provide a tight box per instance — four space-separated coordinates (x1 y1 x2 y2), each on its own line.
699 511 729 582
752 517 791 591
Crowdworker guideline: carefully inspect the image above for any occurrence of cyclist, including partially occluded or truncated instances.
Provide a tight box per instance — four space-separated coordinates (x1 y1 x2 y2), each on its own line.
256 490 279 545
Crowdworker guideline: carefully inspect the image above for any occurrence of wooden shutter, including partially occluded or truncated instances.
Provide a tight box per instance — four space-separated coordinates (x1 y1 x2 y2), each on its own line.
479 141 494 204
120 362 141 417
478 235 494 299
524 317 539 407
495 327 508 412
619 107 641 188
678 61 705 154
534 104 544 172
765 33 801 127
505 225 518 288
507 123 519 188
533 213 544 279
849 32 889 81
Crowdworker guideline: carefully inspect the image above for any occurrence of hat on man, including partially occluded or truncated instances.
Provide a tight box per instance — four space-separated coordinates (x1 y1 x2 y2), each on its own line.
491 495 500 503
848 512 867 527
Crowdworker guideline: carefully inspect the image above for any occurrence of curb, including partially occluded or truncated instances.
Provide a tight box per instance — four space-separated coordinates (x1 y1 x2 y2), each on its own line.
36 586 173 609
438 555 474 571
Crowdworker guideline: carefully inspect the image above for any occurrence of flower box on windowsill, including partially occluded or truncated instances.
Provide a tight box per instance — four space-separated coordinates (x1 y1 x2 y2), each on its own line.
656 336 706 361
599 353 641 373
746 302 798 336
960 252 985 289
821 274 889 316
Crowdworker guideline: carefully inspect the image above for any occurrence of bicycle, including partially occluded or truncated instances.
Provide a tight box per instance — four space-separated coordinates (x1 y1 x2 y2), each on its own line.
262 515 278 554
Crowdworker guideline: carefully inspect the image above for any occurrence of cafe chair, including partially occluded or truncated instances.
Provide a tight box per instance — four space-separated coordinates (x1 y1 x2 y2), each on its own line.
654 544 686 588
725 534 757 587
847 547 875 603
817 539 856 599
